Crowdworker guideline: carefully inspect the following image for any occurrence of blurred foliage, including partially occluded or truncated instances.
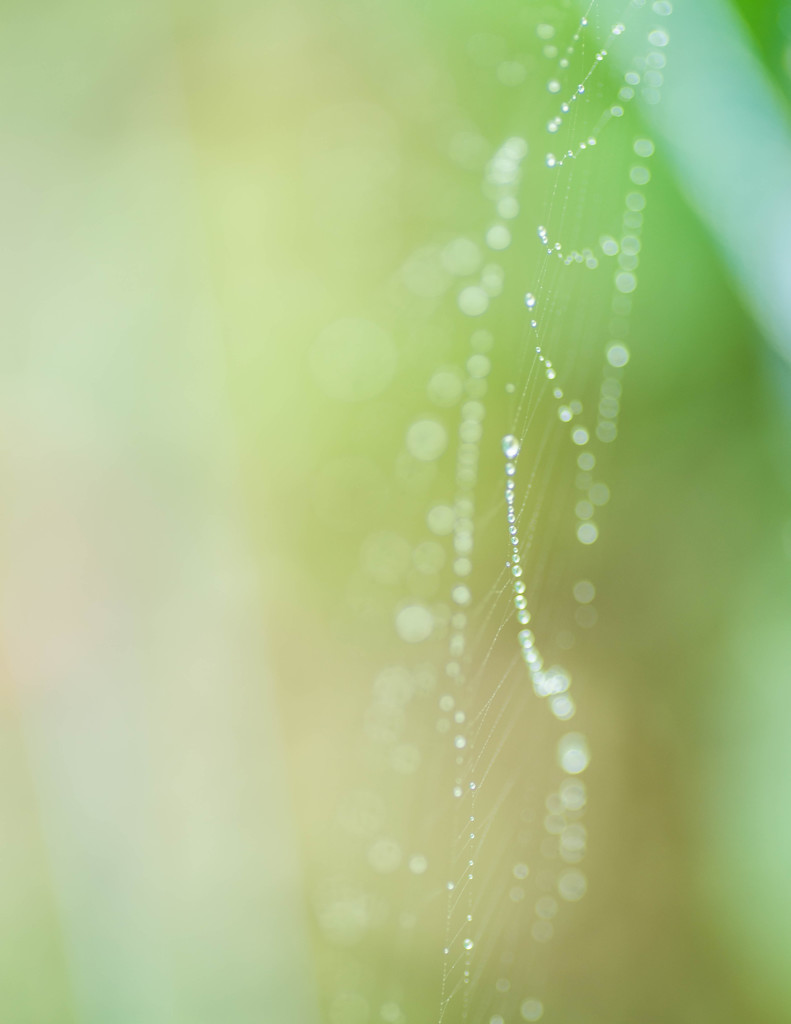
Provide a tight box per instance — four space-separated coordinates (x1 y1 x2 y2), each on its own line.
0 1 790 1022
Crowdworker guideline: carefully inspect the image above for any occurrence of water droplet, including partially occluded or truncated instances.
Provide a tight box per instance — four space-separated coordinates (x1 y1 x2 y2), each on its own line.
502 434 521 458
520 998 544 1021
590 482 611 506
457 286 489 317
615 271 637 294
558 732 590 774
576 522 598 545
601 236 619 256
486 224 512 250
558 869 587 901
634 137 655 158
395 604 435 643
551 694 576 720
573 580 595 604
607 343 630 367
409 854 428 874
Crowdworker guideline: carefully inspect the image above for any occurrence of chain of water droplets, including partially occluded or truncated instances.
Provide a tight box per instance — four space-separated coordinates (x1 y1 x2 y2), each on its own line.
485 2 672 1019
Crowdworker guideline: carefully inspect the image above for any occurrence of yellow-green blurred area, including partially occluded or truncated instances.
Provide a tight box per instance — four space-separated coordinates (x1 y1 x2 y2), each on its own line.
2 0 791 1022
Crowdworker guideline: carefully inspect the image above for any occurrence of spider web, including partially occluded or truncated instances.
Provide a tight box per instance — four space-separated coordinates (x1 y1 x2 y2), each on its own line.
310 3 672 1022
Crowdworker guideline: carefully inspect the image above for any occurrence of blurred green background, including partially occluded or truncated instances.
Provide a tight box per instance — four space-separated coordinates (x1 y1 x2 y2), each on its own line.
1 0 791 1022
